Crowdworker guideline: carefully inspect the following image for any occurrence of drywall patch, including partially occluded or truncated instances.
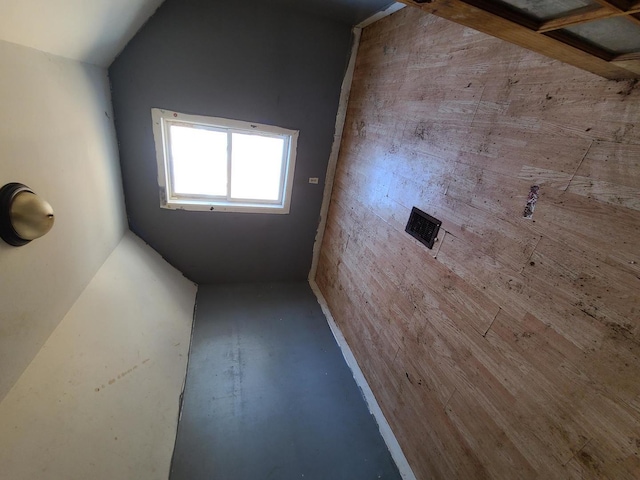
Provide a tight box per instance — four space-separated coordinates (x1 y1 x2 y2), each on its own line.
523 185 540 219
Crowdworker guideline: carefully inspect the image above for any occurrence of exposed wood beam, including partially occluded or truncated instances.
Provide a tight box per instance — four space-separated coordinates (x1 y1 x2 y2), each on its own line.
612 51 640 74
611 60 640 74
591 0 628 12
614 51 640 61
544 30 613 61
396 0 638 79
626 12 640 25
458 0 539 30
537 2 640 32
582 0 640 15
537 6 614 33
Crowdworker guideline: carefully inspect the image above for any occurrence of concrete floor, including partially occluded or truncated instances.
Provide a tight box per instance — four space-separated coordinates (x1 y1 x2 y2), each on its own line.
170 282 401 480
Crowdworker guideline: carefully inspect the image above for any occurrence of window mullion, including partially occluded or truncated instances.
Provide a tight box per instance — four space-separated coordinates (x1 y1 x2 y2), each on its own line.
278 136 287 204
227 131 232 201
166 122 177 200
152 108 297 213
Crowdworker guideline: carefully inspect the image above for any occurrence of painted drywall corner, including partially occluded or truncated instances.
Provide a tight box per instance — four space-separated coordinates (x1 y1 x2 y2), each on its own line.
0 231 197 480
0 40 126 402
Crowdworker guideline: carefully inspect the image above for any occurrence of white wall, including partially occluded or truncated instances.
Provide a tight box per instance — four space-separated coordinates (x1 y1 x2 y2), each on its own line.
0 0 165 66
0 232 197 480
0 40 127 401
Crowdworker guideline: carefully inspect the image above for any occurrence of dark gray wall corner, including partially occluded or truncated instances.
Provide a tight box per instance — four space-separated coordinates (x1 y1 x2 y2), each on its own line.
109 0 358 283
271 0 396 25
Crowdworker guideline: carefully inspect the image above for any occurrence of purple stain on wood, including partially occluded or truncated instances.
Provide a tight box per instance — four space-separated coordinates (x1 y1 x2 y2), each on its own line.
523 185 540 219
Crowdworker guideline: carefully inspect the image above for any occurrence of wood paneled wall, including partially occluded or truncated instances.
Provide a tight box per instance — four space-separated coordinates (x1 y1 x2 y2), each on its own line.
316 7 640 480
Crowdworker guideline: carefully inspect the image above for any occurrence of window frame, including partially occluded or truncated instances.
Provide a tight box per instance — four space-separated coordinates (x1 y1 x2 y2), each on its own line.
152 108 299 214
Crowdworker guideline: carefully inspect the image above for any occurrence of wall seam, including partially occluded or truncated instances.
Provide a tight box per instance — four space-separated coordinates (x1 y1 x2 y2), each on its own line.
308 26 362 282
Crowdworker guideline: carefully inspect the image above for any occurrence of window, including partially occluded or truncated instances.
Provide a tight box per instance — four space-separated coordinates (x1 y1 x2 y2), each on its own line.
152 108 299 214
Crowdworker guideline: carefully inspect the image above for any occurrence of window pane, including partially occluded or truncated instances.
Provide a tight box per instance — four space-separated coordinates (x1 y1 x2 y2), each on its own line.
231 133 285 201
170 125 227 196
563 17 640 55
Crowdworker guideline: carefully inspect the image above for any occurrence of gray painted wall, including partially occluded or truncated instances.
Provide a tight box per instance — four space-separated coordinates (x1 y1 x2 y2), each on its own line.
109 0 363 283
272 0 395 25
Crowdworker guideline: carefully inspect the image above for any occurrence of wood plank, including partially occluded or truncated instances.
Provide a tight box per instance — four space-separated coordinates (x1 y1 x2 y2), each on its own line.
526 190 640 267
396 0 638 79
317 7 640 479
611 58 640 75
444 389 538 478
575 141 640 188
484 311 595 463
537 5 612 33
567 175 640 210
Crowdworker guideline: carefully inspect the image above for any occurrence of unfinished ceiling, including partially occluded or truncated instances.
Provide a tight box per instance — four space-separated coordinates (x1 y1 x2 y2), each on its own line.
0 0 394 68
0 0 164 66
400 0 640 79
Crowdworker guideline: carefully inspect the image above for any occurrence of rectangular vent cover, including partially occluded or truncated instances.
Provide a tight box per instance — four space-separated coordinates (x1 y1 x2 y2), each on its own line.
405 207 441 249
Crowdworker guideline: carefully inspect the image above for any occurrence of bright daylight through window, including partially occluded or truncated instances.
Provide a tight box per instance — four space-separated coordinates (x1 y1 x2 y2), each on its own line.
152 108 298 214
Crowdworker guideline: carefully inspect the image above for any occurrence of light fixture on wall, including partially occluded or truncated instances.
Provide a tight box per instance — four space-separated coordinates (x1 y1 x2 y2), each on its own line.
0 183 55 246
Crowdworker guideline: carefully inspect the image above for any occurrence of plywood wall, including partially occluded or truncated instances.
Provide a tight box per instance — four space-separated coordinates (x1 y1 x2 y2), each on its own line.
316 7 640 479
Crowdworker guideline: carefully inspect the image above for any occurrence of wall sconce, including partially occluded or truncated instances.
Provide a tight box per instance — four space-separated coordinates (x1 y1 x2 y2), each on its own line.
0 183 55 246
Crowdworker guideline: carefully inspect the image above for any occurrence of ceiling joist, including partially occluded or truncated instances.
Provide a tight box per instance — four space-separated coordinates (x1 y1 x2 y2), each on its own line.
398 0 640 79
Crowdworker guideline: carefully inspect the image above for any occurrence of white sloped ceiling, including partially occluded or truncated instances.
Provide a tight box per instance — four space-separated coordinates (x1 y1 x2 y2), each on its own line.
0 0 164 66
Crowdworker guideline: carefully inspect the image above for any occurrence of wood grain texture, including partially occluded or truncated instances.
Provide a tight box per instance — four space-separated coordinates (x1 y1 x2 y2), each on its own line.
316 7 640 479
537 6 611 33
396 0 638 79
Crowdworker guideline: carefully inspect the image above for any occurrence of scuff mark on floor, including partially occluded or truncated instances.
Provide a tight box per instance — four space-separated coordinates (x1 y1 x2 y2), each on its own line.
523 185 540 219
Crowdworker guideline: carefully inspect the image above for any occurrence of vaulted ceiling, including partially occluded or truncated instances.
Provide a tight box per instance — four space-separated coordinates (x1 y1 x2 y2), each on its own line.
399 0 640 79
0 0 394 67
0 0 164 66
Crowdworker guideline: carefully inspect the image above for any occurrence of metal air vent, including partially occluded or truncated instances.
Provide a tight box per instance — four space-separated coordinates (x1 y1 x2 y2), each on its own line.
405 207 441 249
